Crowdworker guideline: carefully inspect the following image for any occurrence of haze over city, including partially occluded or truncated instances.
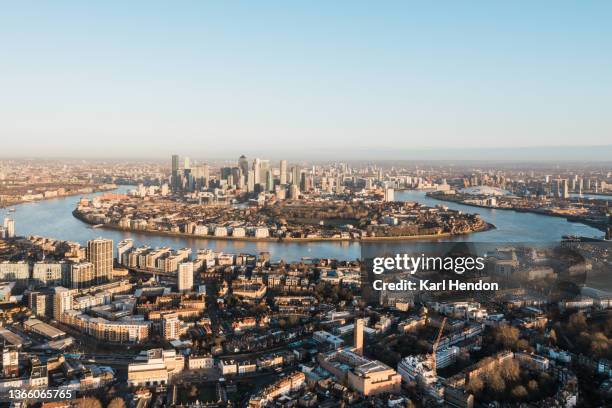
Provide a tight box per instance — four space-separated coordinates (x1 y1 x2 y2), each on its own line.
1 1 611 159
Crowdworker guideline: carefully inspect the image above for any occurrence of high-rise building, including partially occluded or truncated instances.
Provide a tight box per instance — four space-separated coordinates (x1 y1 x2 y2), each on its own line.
247 170 255 193
27 291 53 318
117 239 134 264
289 184 300 200
171 154 180 191
239 155 249 176
561 179 569 199
70 262 95 288
3 218 15 238
53 287 73 320
354 318 365 356
259 160 270 185
291 166 301 188
177 262 194 292
280 160 287 185
384 188 395 202
192 164 209 190
87 238 113 283
162 313 181 340
266 168 274 192
253 158 261 187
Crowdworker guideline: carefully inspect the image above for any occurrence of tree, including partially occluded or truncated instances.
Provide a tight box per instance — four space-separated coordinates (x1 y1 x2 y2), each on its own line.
107 397 126 408
590 332 609 357
466 376 484 395
500 359 520 382
486 372 506 394
527 379 539 394
76 397 102 408
493 324 519 349
516 339 532 353
568 311 587 334
511 385 528 399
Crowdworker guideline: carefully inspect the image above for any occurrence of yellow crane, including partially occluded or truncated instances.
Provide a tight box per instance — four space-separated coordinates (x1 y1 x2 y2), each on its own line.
431 316 447 375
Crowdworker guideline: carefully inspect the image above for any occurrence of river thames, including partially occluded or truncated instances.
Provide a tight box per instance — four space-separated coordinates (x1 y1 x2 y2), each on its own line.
2 187 604 261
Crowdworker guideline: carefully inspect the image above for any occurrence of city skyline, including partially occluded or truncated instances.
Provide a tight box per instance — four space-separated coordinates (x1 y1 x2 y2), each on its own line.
1 2 611 158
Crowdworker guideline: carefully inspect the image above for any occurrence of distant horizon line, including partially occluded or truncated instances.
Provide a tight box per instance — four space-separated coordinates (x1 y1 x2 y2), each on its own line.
1 144 612 162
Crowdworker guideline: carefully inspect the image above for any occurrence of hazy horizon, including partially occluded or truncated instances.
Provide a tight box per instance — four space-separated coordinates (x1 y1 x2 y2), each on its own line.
2 144 612 162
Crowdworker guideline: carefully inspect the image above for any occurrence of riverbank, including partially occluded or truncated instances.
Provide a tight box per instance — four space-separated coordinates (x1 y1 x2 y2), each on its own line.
72 209 495 243
0 186 118 210
426 192 608 233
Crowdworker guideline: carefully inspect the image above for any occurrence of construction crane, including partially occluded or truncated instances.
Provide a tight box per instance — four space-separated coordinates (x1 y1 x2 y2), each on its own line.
431 317 447 376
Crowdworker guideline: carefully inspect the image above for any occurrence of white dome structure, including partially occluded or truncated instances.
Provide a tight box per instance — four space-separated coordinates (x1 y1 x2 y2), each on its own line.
459 186 509 196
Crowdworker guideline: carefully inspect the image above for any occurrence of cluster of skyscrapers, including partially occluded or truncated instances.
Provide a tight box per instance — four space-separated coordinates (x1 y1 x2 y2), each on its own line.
170 154 319 197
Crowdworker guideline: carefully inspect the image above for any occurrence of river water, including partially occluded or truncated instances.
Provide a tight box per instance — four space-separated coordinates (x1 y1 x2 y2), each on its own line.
2 187 604 261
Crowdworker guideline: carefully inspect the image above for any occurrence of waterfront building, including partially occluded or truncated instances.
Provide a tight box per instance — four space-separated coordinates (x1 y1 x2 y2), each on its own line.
3 218 15 238
384 188 395 202
117 239 133 263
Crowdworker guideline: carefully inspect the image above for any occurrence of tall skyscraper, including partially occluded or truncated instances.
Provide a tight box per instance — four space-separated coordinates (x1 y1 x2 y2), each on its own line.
280 160 287 185
192 164 210 190
87 238 113 283
291 165 301 189
561 179 569 199
259 160 270 185
253 158 261 187
247 170 255 192
178 262 194 292
171 154 180 191
354 318 365 356
239 155 249 176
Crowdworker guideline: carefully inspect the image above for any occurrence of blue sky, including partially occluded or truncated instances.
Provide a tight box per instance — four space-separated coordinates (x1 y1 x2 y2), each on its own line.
0 1 611 159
